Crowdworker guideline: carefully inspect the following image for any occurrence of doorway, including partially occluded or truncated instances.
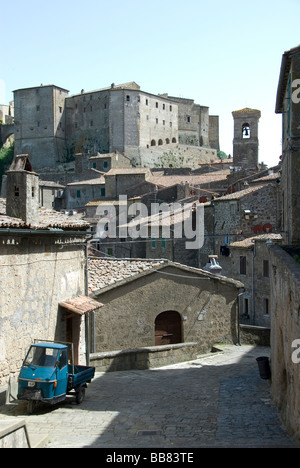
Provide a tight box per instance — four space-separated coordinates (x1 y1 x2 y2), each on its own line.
154 311 182 346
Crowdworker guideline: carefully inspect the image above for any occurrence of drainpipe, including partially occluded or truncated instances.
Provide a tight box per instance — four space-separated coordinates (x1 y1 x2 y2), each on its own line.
85 240 91 365
252 242 256 325
237 290 246 346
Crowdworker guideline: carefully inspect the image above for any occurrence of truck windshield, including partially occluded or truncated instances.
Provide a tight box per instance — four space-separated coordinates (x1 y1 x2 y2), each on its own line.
24 346 60 368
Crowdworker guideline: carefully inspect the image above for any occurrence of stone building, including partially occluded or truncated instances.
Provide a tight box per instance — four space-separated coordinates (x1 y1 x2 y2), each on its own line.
275 45 300 244
13 85 69 169
87 258 243 362
212 182 281 263
226 234 282 327
232 108 261 170
0 155 99 400
269 44 300 443
13 82 219 171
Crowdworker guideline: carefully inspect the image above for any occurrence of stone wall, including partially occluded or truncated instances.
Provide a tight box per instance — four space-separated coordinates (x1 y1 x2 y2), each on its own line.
269 244 300 442
90 342 198 372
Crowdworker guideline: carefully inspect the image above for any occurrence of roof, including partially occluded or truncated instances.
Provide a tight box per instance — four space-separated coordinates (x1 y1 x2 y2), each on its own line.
212 184 266 202
0 198 90 231
7 154 37 173
67 177 105 186
275 45 300 113
88 258 167 293
118 200 198 230
69 82 140 98
59 295 102 315
104 168 152 176
34 342 68 349
88 258 243 295
229 234 282 249
149 170 230 188
232 108 261 116
14 84 69 93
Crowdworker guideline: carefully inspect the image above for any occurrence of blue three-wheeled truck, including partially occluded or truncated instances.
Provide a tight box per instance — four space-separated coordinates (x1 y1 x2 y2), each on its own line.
18 340 95 414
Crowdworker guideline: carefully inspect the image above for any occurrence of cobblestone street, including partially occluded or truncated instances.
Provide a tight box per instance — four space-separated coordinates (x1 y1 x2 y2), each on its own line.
0 345 297 448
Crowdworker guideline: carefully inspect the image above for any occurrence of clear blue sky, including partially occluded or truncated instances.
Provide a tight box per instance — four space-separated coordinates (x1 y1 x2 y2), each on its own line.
1 0 300 167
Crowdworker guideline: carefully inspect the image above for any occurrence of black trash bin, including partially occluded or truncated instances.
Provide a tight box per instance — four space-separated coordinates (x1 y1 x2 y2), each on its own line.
256 356 271 380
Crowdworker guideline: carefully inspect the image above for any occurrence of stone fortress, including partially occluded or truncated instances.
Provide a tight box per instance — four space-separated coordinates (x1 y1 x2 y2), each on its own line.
12 82 220 172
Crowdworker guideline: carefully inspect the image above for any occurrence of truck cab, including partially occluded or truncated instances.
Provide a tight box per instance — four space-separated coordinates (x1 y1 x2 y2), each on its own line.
18 341 95 413
18 342 69 405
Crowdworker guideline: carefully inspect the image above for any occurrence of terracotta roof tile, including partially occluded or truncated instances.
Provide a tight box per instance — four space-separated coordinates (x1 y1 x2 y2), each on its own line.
88 258 167 294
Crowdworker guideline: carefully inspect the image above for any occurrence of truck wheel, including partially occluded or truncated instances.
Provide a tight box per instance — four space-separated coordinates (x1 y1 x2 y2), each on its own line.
75 387 85 405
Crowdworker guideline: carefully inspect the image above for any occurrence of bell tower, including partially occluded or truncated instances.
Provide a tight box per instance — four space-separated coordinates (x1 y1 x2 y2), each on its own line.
6 154 39 225
232 108 261 169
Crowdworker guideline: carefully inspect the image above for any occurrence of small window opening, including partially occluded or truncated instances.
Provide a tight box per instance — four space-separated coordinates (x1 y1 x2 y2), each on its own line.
15 186 19 197
242 123 250 139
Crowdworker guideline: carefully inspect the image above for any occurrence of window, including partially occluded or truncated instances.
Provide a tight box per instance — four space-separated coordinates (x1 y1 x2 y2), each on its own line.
156 118 158 124
90 120 93 126
263 260 269 277
32 187 35 197
126 95 130 102
170 105 172 111
59 106 62 113
146 99 148 106
15 186 19 197
170 122 172 127
156 102 158 108
36 105 40 111
244 298 249 317
187 116 191 123
152 238 156 249
92 162 97 169
163 120 165 125
76 190 81 198
162 237 166 249
104 161 108 169
163 104 165 110
230 202 237 216
240 256 247 275
58 349 67 369
264 298 269 315
242 123 250 139
101 187 106 197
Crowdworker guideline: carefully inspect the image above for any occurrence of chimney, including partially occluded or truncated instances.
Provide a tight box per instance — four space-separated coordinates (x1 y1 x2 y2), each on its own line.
6 154 40 225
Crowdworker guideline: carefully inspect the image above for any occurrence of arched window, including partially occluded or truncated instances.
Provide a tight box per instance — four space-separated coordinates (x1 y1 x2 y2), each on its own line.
151 139 156 146
158 139 163 145
242 123 250 139
172 137 177 143
166 138 170 144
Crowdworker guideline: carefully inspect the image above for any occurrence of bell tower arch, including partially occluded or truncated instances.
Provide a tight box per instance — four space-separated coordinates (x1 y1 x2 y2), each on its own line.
232 108 261 169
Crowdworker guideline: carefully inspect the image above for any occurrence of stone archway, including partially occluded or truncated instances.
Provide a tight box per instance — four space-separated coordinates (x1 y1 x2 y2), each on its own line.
154 311 182 346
